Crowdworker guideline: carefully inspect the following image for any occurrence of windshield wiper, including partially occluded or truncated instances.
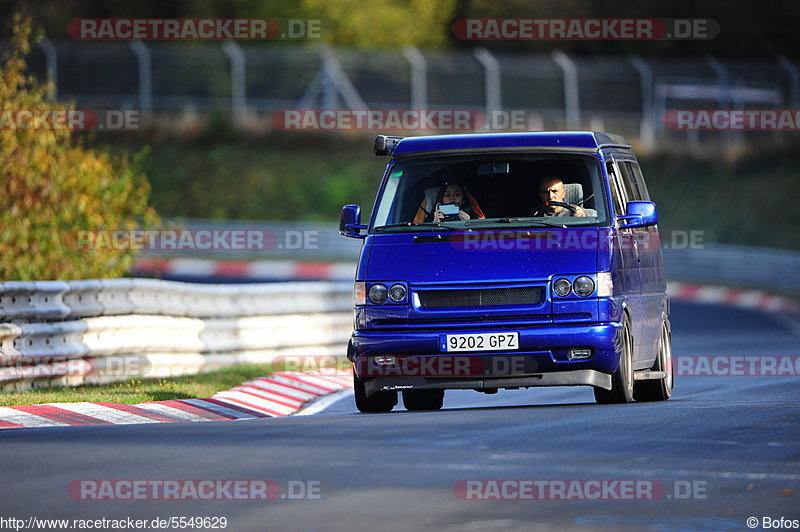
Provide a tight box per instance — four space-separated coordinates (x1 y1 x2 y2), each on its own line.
374 222 469 232
464 218 566 228
375 222 415 230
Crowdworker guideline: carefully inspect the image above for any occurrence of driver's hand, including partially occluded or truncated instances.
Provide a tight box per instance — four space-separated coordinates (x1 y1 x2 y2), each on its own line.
574 206 586 217
457 210 471 221
433 210 444 222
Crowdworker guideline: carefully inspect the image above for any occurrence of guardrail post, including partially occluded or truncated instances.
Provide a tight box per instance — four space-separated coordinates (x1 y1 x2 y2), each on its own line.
402 46 427 111
299 45 367 110
222 41 247 129
706 55 737 150
551 50 580 130
778 56 800 145
474 48 501 126
38 38 57 99
129 40 153 127
778 56 800 108
628 55 655 151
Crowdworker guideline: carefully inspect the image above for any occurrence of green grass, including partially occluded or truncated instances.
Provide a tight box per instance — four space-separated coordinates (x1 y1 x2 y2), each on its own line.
0 363 276 407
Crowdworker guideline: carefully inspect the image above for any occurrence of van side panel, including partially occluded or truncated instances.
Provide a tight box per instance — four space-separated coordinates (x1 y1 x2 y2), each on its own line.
600 149 649 367
355 236 373 281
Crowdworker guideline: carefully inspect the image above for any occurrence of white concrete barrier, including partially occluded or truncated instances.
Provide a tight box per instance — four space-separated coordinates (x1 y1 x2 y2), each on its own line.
0 279 353 390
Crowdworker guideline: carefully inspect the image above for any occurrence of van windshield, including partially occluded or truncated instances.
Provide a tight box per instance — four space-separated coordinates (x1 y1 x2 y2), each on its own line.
372 153 609 231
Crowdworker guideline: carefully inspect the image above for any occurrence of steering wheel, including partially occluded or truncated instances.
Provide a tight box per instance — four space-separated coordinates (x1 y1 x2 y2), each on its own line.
532 201 578 216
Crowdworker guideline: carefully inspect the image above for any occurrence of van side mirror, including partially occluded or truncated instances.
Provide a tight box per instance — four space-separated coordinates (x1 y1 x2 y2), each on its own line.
339 204 367 238
618 201 657 229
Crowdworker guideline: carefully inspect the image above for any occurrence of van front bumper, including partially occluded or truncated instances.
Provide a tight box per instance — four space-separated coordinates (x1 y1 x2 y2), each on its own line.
349 322 623 396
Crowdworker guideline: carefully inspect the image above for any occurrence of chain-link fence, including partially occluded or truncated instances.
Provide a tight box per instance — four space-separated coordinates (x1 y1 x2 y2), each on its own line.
12 40 800 149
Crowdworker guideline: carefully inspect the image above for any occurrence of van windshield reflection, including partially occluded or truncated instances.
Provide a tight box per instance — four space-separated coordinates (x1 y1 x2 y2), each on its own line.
370 153 608 232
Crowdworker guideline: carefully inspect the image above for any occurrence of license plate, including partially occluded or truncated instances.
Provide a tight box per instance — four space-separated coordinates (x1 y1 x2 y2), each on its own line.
441 332 519 352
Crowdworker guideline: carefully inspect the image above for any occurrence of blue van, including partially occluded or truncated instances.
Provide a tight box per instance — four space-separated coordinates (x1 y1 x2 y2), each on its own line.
340 131 673 413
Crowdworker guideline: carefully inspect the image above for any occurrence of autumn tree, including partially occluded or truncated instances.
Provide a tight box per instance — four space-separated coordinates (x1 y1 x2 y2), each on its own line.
0 15 159 280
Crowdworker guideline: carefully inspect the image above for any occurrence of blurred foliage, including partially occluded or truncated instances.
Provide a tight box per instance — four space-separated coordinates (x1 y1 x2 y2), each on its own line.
643 148 800 250
137 134 386 221
299 0 457 48
4 0 800 57
0 15 159 280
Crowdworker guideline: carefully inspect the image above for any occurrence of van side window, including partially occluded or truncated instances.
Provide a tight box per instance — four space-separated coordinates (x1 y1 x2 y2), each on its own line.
627 162 651 201
607 160 627 215
617 162 641 201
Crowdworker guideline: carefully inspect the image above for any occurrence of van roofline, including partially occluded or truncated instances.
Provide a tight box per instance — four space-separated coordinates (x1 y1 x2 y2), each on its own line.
390 131 631 157
391 146 601 159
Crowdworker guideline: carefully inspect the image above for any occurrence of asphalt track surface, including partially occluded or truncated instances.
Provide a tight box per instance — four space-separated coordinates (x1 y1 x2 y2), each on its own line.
1 301 798 532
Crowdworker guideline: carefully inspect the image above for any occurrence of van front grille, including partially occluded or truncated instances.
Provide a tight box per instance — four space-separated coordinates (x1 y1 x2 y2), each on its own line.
416 287 544 308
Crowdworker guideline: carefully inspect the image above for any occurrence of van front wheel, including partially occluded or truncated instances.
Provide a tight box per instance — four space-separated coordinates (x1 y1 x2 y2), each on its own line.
633 320 673 402
594 316 634 404
353 376 397 413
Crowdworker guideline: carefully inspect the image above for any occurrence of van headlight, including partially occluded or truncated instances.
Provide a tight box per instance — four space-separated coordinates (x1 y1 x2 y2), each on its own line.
389 284 407 302
573 276 595 297
553 274 611 298
553 278 572 297
368 283 388 304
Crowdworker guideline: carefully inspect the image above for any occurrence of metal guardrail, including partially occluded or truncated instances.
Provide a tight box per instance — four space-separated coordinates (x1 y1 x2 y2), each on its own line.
0 279 353 390
662 244 800 295
0 278 352 320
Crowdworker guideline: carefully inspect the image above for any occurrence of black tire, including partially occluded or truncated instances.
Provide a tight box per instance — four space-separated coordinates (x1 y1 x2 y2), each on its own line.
594 315 634 404
402 389 445 411
353 376 397 413
633 320 674 402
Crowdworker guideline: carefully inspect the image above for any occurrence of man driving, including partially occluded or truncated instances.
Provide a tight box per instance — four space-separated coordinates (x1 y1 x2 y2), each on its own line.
532 176 586 217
